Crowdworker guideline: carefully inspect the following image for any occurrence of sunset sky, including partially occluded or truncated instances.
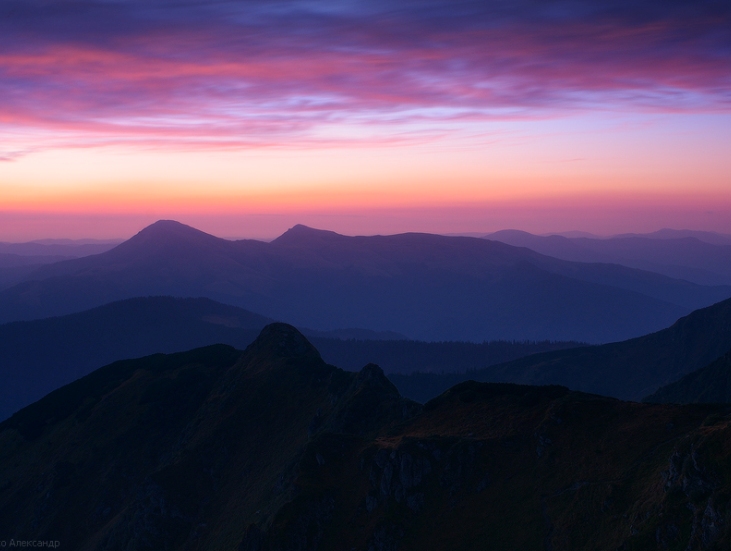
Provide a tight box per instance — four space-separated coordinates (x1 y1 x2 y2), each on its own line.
1 0 730 240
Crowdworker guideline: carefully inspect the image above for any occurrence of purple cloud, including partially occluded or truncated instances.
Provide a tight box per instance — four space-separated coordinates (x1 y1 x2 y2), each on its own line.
0 0 729 150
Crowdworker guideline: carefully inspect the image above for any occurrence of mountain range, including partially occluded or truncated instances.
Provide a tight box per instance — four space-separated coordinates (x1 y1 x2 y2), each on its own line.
1 324 729 550
391 296 731 402
0 239 120 259
0 296 579 422
485 229 731 286
1 220 729 343
0 240 121 291
4 222 731 550
0 297 268 421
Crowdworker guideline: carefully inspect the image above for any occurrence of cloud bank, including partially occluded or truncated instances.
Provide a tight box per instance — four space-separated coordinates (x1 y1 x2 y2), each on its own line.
1 0 729 150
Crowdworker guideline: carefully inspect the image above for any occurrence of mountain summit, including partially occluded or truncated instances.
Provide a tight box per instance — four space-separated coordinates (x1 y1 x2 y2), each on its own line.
244 322 323 363
109 219 225 258
128 219 215 243
271 224 343 246
1 220 729 342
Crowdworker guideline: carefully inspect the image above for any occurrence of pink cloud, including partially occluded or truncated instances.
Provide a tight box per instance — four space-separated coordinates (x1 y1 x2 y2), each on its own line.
0 1 728 153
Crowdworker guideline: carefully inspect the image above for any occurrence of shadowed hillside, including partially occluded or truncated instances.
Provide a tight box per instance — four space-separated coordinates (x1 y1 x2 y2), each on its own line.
1 220 729 342
1 325 731 550
0 297 270 421
645 350 731 404
0 296 580 422
389 296 731 402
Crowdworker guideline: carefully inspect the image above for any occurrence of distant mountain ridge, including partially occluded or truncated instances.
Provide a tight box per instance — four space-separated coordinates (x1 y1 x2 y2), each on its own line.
0 239 120 257
0 297 270 421
645 350 731 404
1 324 730 550
0 255 72 291
551 228 731 244
484 229 731 285
615 228 731 245
1 220 729 343
0 296 580 421
391 296 731 402
0 239 124 291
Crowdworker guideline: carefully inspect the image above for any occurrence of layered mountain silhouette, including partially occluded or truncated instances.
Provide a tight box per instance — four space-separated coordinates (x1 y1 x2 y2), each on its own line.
0 252 71 269
0 257 61 290
0 240 120 290
645 349 731 404
392 296 731 402
0 297 270 421
1 220 730 343
485 229 731 285
0 239 120 258
308 336 580 374
0 296 578 421
1 324 730 550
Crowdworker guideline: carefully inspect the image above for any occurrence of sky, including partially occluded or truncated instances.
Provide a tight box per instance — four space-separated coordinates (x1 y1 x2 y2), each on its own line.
1 0 730 240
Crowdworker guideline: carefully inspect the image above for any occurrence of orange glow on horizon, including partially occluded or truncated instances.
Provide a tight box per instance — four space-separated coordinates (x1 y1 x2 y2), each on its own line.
2 0 729 241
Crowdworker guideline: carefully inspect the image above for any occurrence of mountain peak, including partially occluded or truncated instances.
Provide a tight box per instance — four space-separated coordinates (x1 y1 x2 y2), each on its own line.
245 323 322 362
354 363 399 395
109 220 222 256
488 229 534 238
135 220 214 239
272 224 343 245
288 223 314 232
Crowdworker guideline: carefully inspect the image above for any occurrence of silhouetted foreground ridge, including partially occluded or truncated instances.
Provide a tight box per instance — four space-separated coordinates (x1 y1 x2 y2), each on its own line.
1 324 731 550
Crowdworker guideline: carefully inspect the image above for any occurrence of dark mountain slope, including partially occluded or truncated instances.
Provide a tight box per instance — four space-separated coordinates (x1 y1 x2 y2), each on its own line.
0 296 271 422
2 326 731 550
1 220 729 343
391 296 731 402
645 349 731 404
0 295 579 422
0 324 417 551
